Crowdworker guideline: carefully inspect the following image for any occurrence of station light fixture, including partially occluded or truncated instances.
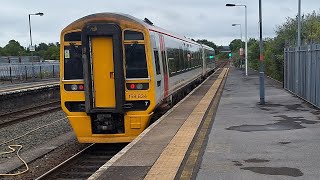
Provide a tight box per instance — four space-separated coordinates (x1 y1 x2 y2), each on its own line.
35 12 44 16
226 3 248 76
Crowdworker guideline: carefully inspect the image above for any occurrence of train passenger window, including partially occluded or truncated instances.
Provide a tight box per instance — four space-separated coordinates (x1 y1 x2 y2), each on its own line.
179 48 184 70
64 44 83 80
125 44 148 78
168 58 175 74
174 49 180 71
195 53 198 67
167 48 176 74
183 50 188 69
124 30 144 40
187 51 191 69
196 52 201 66
190 53 194 67
154 50 161 75
64 32 81 41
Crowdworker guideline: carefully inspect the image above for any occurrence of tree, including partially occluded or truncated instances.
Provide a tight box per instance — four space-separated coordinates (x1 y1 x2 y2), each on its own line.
44 43 59 60
36 42 49 51
2 40 26 56
302 11 320 43
247 39 259 70
229 39 244 52
243 10 320 82
196 39 217 49
275 10 320 45
196 39 221 56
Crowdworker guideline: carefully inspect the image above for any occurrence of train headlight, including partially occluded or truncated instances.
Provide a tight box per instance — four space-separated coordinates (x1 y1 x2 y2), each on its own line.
71 84 78 91
136 83 143 90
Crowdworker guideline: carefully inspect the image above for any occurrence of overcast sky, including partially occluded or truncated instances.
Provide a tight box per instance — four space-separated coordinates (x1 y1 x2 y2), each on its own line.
0 0 319 47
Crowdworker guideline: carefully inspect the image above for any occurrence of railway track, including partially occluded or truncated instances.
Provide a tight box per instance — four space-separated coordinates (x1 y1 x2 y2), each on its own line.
36 143 126 180
0 101 61 128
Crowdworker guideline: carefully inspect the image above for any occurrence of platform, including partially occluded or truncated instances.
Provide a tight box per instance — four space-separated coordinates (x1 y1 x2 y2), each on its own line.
196 68 320 180
88 67 320 180
0 79 59 96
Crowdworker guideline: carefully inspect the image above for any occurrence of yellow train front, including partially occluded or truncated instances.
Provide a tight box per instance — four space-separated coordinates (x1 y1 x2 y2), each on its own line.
60 13 215 143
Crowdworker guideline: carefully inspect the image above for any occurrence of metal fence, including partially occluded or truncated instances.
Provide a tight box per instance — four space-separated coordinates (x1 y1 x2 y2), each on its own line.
0 62 60 83
284 44 320 108
0 56 41 63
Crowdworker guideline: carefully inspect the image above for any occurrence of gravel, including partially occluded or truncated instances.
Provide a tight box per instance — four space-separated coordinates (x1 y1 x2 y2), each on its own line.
0 110 88 179
0 111 68 148
3 138 88 180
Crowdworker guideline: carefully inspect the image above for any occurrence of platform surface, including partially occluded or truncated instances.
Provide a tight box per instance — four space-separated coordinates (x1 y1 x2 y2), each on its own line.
196 68 320 180
0 79 59 95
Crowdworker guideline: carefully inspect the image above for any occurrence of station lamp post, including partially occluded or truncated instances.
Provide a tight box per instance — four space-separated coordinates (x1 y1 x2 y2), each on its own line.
232 23 243 68
28 12 44 81
226 3 248 76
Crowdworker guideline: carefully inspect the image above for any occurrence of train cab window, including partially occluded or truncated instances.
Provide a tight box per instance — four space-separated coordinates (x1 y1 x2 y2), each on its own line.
124 30 144 40
64 44 83 80
64 32 81 41
154 50 161 75
125 44 148 78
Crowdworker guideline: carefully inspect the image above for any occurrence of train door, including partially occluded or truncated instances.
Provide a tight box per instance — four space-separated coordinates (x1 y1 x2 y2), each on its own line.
151 34 164 102
82 23 125 113
90 37 115 108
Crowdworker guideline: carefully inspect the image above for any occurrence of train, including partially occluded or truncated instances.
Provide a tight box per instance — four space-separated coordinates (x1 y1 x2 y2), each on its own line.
60 13 215 143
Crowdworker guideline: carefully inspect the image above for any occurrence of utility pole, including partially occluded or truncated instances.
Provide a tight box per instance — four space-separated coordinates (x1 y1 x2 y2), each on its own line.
244 5 248 76
259 0 265 104
297 0 301 46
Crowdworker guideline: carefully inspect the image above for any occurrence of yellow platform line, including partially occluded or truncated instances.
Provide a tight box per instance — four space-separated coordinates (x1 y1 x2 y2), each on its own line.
144 68 229 180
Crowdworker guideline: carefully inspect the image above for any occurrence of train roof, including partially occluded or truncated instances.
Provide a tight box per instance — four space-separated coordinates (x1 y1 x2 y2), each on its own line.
62 12 200 45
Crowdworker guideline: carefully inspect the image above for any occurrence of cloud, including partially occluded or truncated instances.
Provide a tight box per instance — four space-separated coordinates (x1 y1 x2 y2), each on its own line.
0 0 319 47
